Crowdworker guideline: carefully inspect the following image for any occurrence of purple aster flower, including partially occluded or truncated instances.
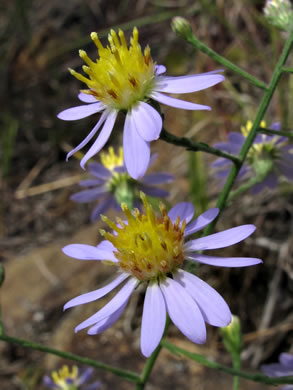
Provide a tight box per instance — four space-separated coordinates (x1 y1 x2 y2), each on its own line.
71 147 173 222
212 120 293 194
43 365 101 390
62 193 262 357
261 353 293 390
57 27 224 179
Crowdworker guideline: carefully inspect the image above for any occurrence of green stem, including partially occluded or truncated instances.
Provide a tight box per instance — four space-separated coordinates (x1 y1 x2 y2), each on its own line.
136 317 171 390
282 67 293 73
0 334 139 383
204 29 293 235
161 340 293 386
228 175 267 201
232 353 241 390
258 127 293 139
184 32 268 90
160 128 241 165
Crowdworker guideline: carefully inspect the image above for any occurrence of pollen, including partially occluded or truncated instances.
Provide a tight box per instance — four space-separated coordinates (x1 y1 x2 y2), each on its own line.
100 193 186 282
69 27 156 110
100 146 124 171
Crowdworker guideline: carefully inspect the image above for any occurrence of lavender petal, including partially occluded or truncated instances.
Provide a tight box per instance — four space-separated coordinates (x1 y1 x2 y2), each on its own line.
184 208 219 236
141 284 166 357
58 102 104 121
88 162 111 180
62 244 117 262
87 301 128 335
90 196 117 222
131 102 162 142
168 202 194 224
151 91 211 111
184 225 256 251
186 253 262 267
142 173 174 185
174 269 231 326
80 110 118 169
160 277 206 344
70 186 108 203
78 93 98 103
138 184 169 198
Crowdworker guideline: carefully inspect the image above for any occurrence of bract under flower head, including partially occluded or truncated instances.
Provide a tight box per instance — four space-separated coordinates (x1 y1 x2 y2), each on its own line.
71 28 155 110
101 193 185 281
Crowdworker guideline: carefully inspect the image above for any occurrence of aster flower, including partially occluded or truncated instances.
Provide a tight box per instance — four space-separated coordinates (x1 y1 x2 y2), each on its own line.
212 120 293 194
71 147 173 222
261 353 293 390
43 365 101 390
62 193 262 357
57 27 224 179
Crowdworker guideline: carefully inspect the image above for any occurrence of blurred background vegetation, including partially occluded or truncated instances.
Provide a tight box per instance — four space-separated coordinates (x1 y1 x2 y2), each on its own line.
1 1 293 389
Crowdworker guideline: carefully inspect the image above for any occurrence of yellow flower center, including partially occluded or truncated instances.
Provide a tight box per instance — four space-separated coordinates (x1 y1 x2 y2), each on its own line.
51 365 79 389
100 193 186 282
100 146 124 171
69 28 156 110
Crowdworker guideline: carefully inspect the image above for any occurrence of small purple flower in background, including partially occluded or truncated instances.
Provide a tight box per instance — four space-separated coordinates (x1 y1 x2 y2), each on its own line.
212 120 293 194
43 365 101 390
62 193 262 357
261 353 293 390
57 27 224 179
71 147 173 222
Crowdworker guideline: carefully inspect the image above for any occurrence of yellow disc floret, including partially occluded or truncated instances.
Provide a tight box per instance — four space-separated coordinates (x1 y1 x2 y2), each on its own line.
100 146 124 171
69 28 156 110
51 365 79 388
100 193 186 282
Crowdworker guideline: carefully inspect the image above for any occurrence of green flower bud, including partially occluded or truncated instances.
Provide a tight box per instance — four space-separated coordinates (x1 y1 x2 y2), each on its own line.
252 157 274 180
220 315 243 355
264 0 293 32
171 17 193 40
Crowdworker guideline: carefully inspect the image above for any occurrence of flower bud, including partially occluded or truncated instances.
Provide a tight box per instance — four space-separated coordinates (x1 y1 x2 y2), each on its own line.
220 315 243 355
171 17 193 40
264 0 293 31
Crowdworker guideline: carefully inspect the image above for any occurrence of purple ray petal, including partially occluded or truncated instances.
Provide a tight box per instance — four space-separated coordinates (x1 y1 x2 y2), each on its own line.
211 158 232 168
80 110 118 170
75 278 137 332
160 277 206 344
87 301 128 335
228 132 245 145
131 102 162 142
184 208 219 236
142 173 174 185
151 91 211 111
184 224 256 251
90 196 117 222
149 153 158 166
62 244 117 262
79 179 105 187
215 168 231 179
270 122 281 131
96 240 116 252
155 73 224 94
174 269 231 327
66 111 108 161
78 368 94 385
88 162 111 180
279 162 293 181
186 253 262 267
64 273 129 310
168 202 194 224
78 93 99 103
43 376 57 388
58 102 104 121
155 65 166 75
138 185 169 198
70 186 108 203
213 141 242 154
123 112 150 179
280 353 293 368
261 363 293 377
141 283 166 357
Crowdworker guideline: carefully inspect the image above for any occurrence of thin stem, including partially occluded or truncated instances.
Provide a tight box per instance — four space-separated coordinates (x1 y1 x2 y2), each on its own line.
161 340 293 386
136 317 171 390
282 67 293 73
160 128 241 165
0 334 139 383
184 33 268 90
258 127 293 139
204 29 293 235
232 353 241 390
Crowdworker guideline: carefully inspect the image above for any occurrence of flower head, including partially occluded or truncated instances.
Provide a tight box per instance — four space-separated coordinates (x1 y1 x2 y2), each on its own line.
58 27 224 179
63 194 262 357
264 0 293 32
261 353 293 390
212 121 293 193
43 365 101 390
71 147 173 221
